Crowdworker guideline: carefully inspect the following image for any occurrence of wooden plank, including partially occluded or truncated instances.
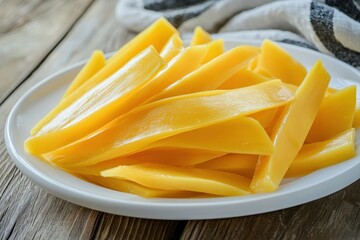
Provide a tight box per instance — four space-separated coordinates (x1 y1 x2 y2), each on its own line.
90 214 185 240
181 181 360 240
0 0 185 239
0 0 93 104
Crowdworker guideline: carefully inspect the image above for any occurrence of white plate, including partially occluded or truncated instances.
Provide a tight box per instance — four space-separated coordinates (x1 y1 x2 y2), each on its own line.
5 40 360 220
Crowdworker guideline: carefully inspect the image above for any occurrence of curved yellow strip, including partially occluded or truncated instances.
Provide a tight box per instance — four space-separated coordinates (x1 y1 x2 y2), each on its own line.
255 40 307 85
201 39 225 64
31 18 176 135
63 50 106 98
107 17 177 64
286 129 356 177
84 175 199 198
147 45 259 102
147 117 274 155
101 163 251 196
251 60 330 193
306 86 356 142
190 26 212 46
160 33 183 63
25 47 165 154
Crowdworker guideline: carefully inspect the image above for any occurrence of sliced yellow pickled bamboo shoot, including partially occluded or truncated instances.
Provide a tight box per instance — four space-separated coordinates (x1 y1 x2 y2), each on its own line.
218 68 269 90
58 45 208 127
44 80 294 166
160 33 183 63
197 129 356 178
128 148 224 166
31 18 176 136
147 117 274 155
306 86 356 142
255 40 307 85
63 50 106 98
62 149 224 176
196 154 258 176
84 175 198 198
123 45 209 111
249 108 279 129
101 163 252 196
25 47 165 154
247 57 258 71
190 26 212 46
148 46 259 102
251 60 330 192
286 128 356 177
108 17 177 64
201 39 225 64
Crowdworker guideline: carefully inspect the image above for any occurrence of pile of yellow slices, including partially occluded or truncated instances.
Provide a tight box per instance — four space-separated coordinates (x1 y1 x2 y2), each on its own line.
24 18 359 198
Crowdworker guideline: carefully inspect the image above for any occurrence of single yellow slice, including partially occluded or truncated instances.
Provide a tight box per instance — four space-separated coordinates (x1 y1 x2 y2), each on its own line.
286 128 356 177
201 39 225 64
255 40 307 85
127 148 223 166
196 154 258 177
197 129 356 178
108 17 177 64
62 148 224 176
25 47 165 154
247 57 258 71
63 50 106 98
160 33 183 63
84 175 199 198
101 163 252 196
147 117 274 155
190 26 212 46
249 108 279 129
148 46 259 102
306 86 356 142
125 45 209 110
31 18 176 136
251 60 330 192
45 80 294 166
78 45 209 123
218 68 269 90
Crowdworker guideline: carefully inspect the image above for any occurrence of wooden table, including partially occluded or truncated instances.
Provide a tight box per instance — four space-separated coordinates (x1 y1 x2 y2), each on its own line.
0 0 359 239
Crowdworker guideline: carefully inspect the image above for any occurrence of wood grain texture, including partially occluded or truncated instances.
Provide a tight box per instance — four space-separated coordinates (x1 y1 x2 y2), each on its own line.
0 0 181 239
0 0 93 104
181 181 360 240
90 214 185 240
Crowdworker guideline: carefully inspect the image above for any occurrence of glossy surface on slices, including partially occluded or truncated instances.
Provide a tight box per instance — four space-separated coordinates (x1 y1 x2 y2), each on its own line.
147 117 274 155
25 47 164 154
62 50 106 98
190 26 212 46
44 80 294 167
255 40 307 85
159 33 183 63
306 86 356 142
286 129 356 177
251 61 330 192
148 45 258 102
101 163 251 196
31 18 176 135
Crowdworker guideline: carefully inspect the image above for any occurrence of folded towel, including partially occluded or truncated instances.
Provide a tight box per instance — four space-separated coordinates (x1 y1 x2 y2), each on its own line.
116 0 360 69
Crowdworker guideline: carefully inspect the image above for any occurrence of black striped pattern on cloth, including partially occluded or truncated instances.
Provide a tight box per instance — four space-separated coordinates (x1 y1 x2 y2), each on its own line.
116 0 360 69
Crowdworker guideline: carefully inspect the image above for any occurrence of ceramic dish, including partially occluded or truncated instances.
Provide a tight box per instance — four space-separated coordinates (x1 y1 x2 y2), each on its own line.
5 40 360 220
